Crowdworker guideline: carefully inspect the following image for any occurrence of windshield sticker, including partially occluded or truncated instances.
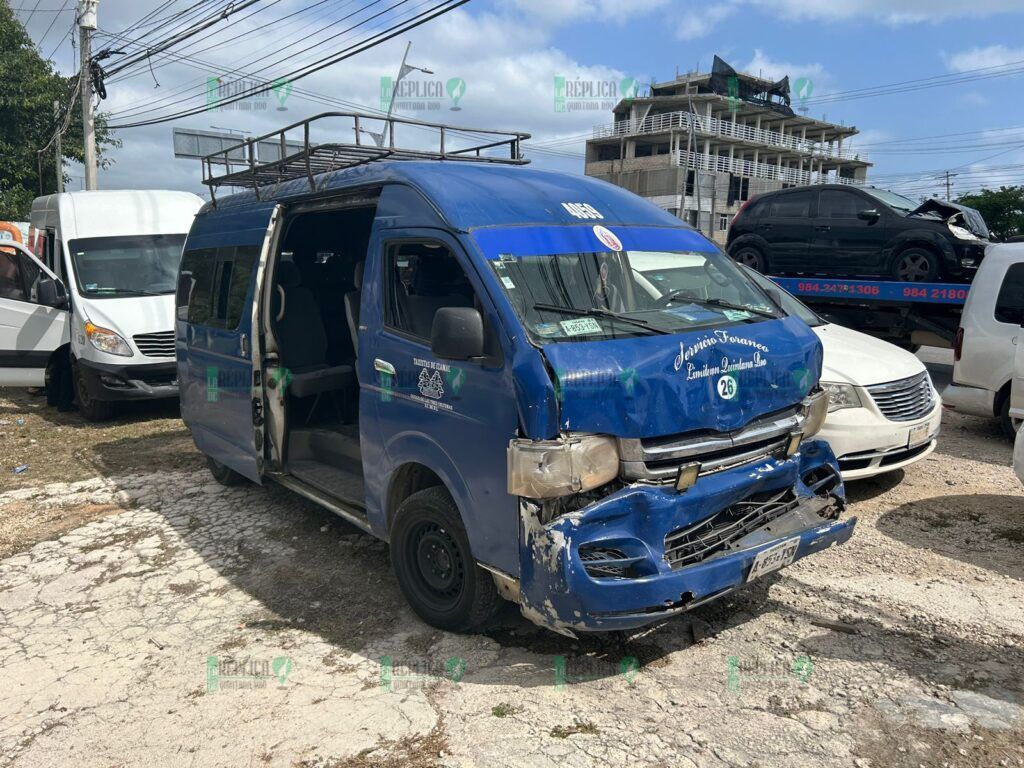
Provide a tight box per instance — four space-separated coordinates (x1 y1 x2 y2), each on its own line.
500 275 516 289
592 225 622 252
666 304 723 323
673 329 771 382
560 317 603 337
561 202 604 220
534 322 564 338
721 309 753 321
717 374 739 400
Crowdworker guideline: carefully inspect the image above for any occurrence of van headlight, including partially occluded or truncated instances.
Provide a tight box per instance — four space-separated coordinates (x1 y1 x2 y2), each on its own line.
802 388 829 438
822 382 862 412
84 322 132 357
508 435 619 499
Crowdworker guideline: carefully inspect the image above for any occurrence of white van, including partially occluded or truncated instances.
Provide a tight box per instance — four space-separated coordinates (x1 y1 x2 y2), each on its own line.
943 243 1024 438
0 190 203 420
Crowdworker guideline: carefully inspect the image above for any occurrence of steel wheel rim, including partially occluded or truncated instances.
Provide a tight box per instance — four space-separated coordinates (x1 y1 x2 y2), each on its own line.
405 521 466 611
898 253 931 281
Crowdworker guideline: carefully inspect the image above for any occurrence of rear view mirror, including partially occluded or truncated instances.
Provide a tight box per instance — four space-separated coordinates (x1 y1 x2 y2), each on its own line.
37 278 67 309
858 208 880 222
431 307 485 360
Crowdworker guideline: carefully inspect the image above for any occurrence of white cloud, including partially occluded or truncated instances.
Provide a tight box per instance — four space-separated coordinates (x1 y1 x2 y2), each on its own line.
945 44 1024 72
749 0 1024 24
677 5 739 40
743 49 830 88
508 0 670 26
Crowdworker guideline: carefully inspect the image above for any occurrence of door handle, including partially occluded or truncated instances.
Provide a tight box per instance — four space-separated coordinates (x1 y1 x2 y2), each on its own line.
815 225 831 231
374 358 396 375
758 223 773 230
239 333 249 357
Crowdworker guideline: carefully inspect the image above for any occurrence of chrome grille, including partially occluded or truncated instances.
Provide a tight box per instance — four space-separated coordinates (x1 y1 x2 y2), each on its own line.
866 372 934 422
618 405 805 482
133 330 175 358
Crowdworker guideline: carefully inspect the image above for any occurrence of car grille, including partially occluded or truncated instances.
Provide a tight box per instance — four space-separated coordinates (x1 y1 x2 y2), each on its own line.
618 404 806 483
866 372 934 422
133 330 175 358
663 466 842 570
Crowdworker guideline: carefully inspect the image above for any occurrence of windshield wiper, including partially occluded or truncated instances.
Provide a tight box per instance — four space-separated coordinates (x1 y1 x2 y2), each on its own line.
661 293 780 320
85 288 171 297
533 303 672 335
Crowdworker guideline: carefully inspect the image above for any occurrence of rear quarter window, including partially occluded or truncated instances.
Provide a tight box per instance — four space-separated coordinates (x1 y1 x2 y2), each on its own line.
178 245 259 329
995 262 1024 325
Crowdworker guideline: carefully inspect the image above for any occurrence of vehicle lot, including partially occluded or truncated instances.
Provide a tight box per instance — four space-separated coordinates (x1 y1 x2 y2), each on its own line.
0 386 1022 768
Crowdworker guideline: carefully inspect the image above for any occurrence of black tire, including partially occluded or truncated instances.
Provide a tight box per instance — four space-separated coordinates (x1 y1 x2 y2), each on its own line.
731 246 767 273
390 486 501 633
892 247 940 282
206 456 247 486
72 360 115 422
999 397 1022 441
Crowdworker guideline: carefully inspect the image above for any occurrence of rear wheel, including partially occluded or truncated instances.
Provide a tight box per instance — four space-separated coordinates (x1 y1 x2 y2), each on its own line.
999 398 1022 441
731 246 767 273
893 248 940 282
390 486 501 632
72 360 115 422
206 456 247 486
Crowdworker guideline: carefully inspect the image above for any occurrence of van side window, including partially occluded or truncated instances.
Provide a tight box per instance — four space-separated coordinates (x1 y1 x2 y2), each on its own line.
0 252 26 301
995 263 1024 325
178 246 258 328
384 241 476 341
18 254 43 302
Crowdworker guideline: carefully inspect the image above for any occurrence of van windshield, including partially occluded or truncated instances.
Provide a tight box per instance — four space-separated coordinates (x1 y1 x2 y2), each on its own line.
490 248 781 343
69 234 187 298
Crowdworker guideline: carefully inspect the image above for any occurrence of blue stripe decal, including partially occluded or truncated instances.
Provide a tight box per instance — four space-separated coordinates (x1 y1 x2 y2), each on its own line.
770 276 970 306
471 225 720 259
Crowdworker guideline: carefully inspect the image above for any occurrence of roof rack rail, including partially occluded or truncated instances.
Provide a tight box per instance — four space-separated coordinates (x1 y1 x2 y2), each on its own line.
201 111 531 201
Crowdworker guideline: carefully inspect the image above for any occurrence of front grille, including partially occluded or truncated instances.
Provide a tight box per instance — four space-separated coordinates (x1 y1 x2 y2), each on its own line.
133 330 175 358
663 466 842 570
618 405 804 483
866 372 934 422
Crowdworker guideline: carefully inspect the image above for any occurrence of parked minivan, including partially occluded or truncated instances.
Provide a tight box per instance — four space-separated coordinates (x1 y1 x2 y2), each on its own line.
944 243 1024 438
727 184 989 282
0 190 203 419
177 115 856 636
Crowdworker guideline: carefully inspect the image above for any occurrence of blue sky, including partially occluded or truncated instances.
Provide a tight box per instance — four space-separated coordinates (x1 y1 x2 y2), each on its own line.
16 0 1024 199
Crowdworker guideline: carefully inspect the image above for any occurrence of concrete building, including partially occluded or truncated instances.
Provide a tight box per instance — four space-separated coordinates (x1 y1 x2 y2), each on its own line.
584 57 872 244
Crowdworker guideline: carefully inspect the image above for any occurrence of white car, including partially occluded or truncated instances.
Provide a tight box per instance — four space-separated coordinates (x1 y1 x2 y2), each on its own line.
1012 324 1024 484
739 268 943 480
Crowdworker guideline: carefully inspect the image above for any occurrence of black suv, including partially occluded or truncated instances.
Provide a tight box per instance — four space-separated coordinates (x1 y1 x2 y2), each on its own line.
726 184 990 282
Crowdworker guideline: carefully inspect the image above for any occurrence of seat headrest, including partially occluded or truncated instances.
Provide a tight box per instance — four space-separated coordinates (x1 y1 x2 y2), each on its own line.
277 260 301 288
353 261 365 290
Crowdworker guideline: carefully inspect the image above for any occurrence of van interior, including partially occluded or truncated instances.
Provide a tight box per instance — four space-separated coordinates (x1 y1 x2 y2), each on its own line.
263 196 477 511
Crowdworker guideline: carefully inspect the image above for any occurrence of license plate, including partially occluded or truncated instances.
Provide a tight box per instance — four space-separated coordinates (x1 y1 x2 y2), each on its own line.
747 537 801 582
908 423 930 447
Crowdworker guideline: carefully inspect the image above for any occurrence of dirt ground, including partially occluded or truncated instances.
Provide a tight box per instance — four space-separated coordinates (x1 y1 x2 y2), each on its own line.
0 385 1022 768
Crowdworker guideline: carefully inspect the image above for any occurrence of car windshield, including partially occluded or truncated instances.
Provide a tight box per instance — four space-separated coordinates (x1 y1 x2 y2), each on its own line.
489 247 781 343
69 234 187 298
863 187 919 214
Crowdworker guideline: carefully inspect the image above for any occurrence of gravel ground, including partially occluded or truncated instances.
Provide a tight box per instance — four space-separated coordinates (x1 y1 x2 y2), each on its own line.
0 386 1022 768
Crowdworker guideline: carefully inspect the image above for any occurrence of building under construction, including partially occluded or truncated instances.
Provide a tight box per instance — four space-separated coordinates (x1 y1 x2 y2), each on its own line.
584 56 872 244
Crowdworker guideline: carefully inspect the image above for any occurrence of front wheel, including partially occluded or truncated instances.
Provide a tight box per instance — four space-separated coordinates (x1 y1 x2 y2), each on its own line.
390 486 501 632
893 248 940 282
72 360 115 422
731 246 767 273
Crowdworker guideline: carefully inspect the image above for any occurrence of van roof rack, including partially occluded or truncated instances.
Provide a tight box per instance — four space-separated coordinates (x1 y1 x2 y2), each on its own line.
201 111 531 201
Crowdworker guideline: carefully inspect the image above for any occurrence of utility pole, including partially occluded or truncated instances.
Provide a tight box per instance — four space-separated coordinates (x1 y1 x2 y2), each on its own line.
363 42 433 147
944 170 958 201
54 101 64 193
78 0 99 190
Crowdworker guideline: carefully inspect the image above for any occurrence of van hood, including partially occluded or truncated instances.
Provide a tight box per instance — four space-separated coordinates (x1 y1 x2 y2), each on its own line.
909 199 989 239
814 323 924 387
541 316 822 439
78 294 175 337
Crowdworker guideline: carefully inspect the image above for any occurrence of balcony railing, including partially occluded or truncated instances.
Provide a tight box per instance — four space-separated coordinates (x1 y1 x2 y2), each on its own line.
672 150 864 187
592 110 867 163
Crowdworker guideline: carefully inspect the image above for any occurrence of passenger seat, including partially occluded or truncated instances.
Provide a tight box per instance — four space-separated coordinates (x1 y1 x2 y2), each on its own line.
344 261 363 356
273 261 354 398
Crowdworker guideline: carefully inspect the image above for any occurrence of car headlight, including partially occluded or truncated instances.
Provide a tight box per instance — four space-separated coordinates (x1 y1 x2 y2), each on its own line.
822 382 863 413
508 434 618 499
802 388 830 438
948 223 978 241
84 321 132 357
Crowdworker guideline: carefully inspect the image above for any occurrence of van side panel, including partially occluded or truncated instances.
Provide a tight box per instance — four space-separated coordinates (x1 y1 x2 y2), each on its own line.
179 202 277 482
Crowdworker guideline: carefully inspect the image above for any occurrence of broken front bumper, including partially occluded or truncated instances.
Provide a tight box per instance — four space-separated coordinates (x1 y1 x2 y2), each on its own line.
518 439 856 635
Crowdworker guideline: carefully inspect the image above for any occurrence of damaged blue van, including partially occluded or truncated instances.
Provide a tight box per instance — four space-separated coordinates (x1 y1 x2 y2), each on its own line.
177 114 856 636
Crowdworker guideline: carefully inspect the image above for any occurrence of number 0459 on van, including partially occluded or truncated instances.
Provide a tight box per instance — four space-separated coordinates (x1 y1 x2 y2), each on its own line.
177 113 856 636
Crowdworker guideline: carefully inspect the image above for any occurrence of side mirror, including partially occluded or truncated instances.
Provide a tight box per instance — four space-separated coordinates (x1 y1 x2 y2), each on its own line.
858 208 880 222
431 307 485 360
37 277 67 309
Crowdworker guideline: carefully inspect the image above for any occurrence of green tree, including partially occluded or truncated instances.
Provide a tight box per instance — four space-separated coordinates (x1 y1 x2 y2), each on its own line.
955 185 1024 242
0 4 118 219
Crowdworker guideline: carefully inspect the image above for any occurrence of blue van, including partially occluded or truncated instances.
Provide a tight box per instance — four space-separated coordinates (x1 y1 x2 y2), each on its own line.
177 114 855 636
